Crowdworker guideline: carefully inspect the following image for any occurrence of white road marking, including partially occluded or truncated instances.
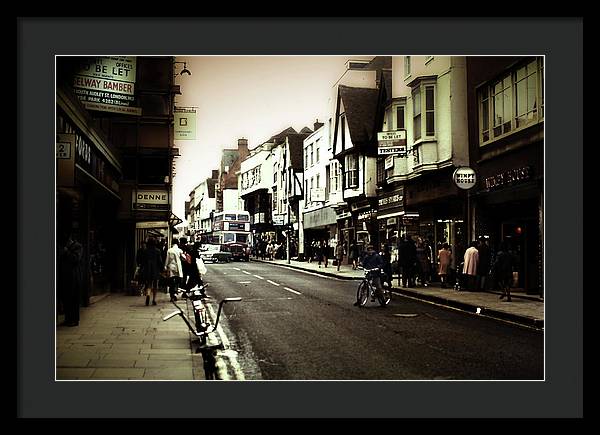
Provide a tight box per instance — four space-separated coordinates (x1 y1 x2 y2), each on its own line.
232 267 241 271
242 270 251 275
284 287 301 295
237 281 252 284
253 275 265 280
266 280 280 286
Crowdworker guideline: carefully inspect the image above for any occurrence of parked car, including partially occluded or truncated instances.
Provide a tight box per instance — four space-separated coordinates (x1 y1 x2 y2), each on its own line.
224 242 250 261
199 244 232 263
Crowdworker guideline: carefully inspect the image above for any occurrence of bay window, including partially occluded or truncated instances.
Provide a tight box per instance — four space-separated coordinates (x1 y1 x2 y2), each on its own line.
344 154 358 188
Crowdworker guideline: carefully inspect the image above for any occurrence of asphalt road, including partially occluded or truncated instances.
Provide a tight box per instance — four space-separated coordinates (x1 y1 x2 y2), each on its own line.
202 260 544 381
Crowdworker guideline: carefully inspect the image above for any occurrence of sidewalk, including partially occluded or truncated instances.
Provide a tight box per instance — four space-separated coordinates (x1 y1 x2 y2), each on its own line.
56 291 205 380
253 257 544 330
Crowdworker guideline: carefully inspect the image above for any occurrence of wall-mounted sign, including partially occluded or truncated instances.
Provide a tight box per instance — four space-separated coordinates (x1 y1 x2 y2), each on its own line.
272 214 285 226
452 167 477 190
378 130 407 155
132 189 170 211
56 133 75 187
484 166 532 190
174 107 197 140
72 56 141 116
311 187 325 202
384 155 394 170
336 211 352 220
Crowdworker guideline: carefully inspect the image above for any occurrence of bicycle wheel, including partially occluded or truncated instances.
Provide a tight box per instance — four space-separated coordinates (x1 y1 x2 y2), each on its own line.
378 288 392 307
356 281 369 307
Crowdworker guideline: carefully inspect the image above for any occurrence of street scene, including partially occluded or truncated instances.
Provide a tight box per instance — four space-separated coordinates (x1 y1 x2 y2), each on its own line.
55 54 545 381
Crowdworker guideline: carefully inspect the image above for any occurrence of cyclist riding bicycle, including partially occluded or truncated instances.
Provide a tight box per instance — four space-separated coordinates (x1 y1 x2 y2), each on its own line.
353 244 386 306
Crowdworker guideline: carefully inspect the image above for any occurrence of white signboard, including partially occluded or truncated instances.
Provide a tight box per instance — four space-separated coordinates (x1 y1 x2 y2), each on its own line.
384 155 394 169
73 56 141 116
311 187 325 202
132 189 170 211
272 214 285 226
453 167 477 190
174 107 197 140
378 130 407 155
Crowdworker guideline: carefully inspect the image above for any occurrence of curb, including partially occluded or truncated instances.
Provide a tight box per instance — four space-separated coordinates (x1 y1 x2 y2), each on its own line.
252 258 362 280
392 288 544 330
253 258 543 330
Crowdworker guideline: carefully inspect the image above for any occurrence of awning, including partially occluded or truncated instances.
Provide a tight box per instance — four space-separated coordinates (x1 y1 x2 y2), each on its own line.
303 206 337 229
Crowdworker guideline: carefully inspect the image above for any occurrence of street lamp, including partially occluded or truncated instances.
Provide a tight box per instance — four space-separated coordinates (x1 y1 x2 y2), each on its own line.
174 61 192 77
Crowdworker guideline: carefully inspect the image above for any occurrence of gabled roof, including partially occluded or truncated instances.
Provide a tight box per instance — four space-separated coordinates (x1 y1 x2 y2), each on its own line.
268 126 298 144
286 134 309 170
338 85 380 145
299 127 313 134
206 178 217 198
363 56 392 71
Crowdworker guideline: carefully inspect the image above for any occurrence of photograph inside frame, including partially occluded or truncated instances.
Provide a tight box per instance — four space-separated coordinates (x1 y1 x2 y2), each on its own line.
55 54 545 381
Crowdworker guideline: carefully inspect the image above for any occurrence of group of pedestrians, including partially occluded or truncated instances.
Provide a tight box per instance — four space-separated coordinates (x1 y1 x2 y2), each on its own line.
136 237 208 306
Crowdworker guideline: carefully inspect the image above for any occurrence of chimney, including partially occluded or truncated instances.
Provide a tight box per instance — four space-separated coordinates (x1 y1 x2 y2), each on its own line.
211 170 219 179
314 119 324 131
237 138 249 159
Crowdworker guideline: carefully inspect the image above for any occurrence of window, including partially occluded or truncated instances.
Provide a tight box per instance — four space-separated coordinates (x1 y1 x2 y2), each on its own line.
341 115 346 150
377 158 385 184
412 82 436 141
492 75 512 137
478 57 543 145
425 85 435 136
344 154 358 188
330 161 340 192
515 60 538 128
412 87 421 141
304 147 308 167
325 165 330 199
396 106 405 130
305 180 309 203
310 177 314 201
310 144 314 166
315 139 320 163
316 173 320 189
272 187 277 211
404 56 411 78
273 163 277 183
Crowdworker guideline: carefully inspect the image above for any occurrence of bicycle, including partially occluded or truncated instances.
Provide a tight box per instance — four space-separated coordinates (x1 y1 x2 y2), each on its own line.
163 284 242 379
356 267 391 307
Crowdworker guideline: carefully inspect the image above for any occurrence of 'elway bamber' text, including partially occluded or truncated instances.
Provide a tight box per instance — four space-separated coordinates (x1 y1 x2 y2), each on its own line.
74 76 134 94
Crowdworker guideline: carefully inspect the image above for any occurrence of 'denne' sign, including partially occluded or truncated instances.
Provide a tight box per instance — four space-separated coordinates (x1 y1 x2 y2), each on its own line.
452 167 477 190
132 190 170 211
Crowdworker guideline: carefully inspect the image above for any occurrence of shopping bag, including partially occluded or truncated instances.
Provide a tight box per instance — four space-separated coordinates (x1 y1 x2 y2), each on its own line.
196 257 207 275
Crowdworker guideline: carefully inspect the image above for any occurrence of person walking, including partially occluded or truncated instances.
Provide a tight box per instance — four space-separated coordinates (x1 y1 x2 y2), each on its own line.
463 241 480 291
58 231 83 327
398 234 417 287
477 236 491 291
416 237 431 287
349 241 359 270
438 243 452 288
335 240 344 271
380 243 393 288
492 241 514 302
164 238 184 302
141 237 163 306
321 239 329 267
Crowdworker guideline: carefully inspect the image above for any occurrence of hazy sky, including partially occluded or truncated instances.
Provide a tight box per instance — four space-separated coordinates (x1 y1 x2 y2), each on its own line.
171 55 374 222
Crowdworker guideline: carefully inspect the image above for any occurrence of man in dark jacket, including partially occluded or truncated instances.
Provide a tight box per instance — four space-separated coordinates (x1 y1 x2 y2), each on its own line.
353 244 385 306
398 234 417 287
58 232 83 327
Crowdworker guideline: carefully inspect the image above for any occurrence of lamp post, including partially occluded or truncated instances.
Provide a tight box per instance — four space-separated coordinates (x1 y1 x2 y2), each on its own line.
285 138 291 265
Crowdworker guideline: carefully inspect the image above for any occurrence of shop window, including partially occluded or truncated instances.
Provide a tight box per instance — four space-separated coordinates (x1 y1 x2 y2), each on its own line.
344 154 358 188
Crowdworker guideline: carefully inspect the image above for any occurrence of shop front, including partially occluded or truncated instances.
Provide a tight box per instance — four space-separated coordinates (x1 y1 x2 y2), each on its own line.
404 168 467 274
303 206 339 261
56 105 122 303
350 198 379 255
473 144 543 296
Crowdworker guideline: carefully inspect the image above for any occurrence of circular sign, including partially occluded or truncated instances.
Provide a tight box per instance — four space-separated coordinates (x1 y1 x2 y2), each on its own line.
452 167 477 190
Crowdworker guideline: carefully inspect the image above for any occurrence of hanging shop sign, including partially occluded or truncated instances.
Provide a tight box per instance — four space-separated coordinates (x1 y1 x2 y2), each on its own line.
384 155 394 170
336 211 352 220
132 189 170 211
452 166 477 190
174 107 197 140
272 214 285 226
377 130 407 155
72 56 142 116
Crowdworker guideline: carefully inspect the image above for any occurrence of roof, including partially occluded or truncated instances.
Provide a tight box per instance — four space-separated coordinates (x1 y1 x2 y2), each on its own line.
206 178 217 198
267 126 297 144
363 56 392 71
286 134 309 170
339 85 380 145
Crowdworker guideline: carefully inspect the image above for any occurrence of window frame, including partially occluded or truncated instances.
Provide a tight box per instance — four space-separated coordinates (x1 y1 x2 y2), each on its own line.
344 154 358 189
478 57 544 146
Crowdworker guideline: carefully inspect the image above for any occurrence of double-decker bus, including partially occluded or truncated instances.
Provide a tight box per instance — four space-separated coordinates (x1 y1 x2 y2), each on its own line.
210 210 251 244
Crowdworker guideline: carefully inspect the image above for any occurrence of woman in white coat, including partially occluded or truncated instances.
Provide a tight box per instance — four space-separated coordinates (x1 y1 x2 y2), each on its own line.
164 238 184 301
462 241 479 291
